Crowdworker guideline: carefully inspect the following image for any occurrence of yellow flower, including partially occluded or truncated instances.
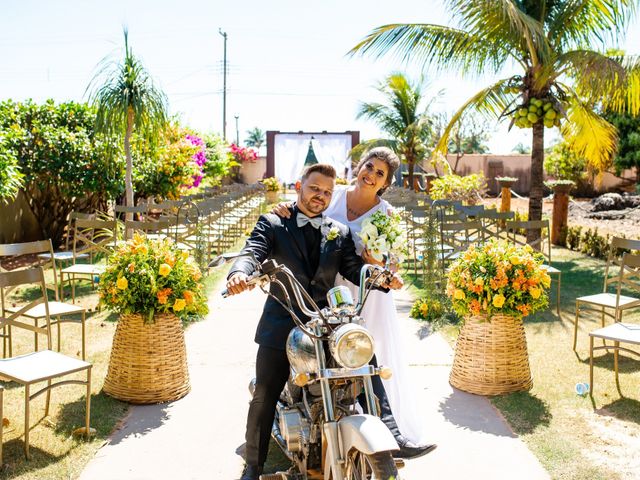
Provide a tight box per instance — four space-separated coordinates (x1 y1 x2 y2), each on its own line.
181 251 189 261
173 298 186 312
529 287 542 299
419 303 428 316
453 289 466 300
492 294 506 308
116 277 128 290
159 263 172 277
510 256 521 265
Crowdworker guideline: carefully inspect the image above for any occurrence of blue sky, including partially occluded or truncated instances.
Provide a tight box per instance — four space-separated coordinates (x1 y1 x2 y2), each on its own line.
2 0 639 153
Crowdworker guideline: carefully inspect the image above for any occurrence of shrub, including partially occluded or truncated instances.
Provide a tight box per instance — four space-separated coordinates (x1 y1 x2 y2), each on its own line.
132 121 202 200
0 99 124 246
202 133 238 186
430 173 486 205
0 142 23 203
410 297 445 322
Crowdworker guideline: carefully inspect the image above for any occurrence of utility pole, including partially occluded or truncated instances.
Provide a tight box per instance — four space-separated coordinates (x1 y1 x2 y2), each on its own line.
218 28 227 140
234 115 239 145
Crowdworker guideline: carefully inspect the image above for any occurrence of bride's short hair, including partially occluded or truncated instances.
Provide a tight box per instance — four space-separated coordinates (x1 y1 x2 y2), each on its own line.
354 147 400 196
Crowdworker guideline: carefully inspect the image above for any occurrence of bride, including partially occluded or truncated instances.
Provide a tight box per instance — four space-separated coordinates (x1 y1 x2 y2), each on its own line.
273 147 430 446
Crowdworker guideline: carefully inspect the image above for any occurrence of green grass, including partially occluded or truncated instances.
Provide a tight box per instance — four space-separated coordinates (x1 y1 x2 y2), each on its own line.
0 246 237 480
410 247 640 480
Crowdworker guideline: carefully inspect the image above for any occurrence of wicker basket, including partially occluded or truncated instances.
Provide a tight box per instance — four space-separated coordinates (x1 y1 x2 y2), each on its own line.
449 313 532 396
104 312 190 404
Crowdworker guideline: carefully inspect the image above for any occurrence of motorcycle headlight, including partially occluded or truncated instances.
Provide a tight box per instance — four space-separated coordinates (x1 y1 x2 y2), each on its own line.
328 324 374 369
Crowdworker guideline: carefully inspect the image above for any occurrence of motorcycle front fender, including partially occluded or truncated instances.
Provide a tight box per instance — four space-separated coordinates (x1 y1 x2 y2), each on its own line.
337 414 398 456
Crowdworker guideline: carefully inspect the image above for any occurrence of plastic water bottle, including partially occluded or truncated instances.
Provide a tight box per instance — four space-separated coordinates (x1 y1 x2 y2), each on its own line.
575 382 590 396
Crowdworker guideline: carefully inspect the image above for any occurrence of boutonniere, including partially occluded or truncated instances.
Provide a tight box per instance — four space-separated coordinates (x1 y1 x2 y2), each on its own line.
326 226 340 241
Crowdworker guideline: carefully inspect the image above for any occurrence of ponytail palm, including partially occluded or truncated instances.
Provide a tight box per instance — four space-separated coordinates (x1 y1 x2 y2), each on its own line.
354 72 436 186
350 0 640 242
87 29 168 226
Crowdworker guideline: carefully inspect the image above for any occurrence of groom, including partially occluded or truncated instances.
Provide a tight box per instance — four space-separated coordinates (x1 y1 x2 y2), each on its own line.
227 164 433 480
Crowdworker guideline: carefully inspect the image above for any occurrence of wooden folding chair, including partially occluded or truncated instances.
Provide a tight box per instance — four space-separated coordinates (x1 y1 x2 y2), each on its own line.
0 267 92 459
574 238 640 350
0 240 88 360
506 219 562 315
60 219 118 303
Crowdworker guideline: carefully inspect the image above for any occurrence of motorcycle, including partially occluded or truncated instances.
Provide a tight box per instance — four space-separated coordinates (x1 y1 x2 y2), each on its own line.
211 252 401 480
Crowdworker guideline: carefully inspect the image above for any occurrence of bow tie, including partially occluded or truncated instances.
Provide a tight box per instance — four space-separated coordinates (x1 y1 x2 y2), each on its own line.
297 212 323 229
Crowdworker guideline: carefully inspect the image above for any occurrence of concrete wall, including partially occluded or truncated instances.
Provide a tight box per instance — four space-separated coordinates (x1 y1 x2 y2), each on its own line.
0 191 42 244
419 154 637 196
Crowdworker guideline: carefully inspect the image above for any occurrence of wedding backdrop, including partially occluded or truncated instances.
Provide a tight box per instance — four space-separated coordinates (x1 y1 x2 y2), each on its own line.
266 131 359 183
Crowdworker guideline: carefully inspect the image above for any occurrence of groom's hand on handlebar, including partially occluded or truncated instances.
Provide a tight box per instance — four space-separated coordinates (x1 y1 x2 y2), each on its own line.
226 273 255 295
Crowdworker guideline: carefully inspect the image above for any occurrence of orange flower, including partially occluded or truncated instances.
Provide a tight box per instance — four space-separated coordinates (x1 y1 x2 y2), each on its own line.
157 287 172 305
470 299 481 315
183 290 194 305
164 255 176 267
128 262 135 273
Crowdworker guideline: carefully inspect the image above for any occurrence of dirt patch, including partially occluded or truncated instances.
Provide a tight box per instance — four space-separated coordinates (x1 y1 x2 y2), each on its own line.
581 409 640 480
483 197 640 239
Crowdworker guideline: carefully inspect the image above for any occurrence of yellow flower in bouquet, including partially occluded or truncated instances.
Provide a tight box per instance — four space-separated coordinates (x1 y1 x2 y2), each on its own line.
98 233 209 323
446 239 549 318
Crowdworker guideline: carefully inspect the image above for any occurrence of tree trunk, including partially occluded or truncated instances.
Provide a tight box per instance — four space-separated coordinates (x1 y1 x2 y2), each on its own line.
407 161 414 191
124 108 135 238
527 123 544 246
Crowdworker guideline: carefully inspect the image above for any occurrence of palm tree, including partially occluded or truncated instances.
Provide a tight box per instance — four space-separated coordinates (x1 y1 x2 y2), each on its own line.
245 127 265 149
350 0 640 242
87 28 168 226
353 72 437 187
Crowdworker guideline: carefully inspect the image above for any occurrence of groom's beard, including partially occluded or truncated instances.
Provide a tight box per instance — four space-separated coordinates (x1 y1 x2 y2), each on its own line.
298 193 329 216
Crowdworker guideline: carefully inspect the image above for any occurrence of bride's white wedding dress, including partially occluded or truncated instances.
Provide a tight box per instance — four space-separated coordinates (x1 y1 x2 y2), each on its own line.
325 187 429 444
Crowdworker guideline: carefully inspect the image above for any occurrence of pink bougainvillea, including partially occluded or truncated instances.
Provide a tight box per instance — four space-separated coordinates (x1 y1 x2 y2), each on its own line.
186 134 207 187
229 143 258 163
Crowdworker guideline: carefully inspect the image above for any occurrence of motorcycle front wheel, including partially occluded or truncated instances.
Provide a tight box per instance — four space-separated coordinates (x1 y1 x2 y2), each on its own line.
343 450 399 480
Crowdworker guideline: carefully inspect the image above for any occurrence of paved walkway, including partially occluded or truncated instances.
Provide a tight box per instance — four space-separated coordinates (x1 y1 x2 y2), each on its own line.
80 283 550 480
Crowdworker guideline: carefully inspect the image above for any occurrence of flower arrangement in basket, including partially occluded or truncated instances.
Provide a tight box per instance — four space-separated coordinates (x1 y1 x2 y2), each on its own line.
446 238 551 318
261 176 281 192
98 233 209 322
358 210 408 263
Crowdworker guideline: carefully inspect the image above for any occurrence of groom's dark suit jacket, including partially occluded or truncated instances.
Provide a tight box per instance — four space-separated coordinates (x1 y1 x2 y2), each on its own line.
229 205 368 350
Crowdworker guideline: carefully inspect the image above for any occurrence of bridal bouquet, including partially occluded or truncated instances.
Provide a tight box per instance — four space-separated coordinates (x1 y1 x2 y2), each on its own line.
358 210 408 263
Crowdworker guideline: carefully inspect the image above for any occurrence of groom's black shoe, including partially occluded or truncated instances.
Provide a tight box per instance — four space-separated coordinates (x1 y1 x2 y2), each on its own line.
393 435 437 459
240 464 263 480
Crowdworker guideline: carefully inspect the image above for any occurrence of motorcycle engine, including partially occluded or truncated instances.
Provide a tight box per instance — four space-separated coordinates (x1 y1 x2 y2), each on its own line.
277 405 310 453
